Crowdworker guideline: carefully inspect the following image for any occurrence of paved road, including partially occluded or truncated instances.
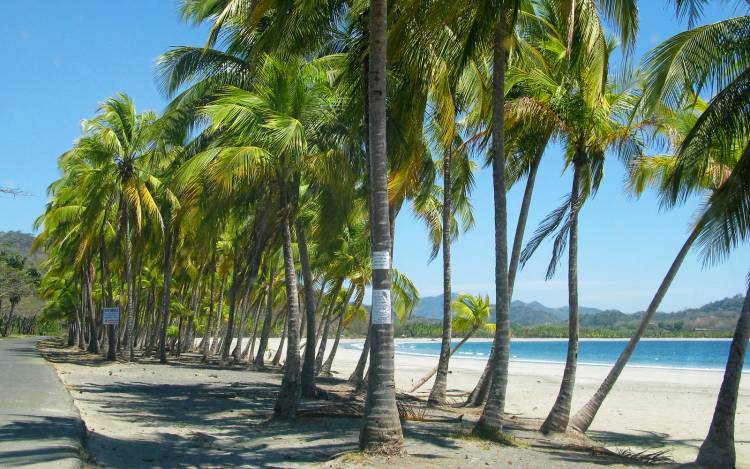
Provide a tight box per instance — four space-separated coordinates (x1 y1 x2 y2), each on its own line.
0 337 82 468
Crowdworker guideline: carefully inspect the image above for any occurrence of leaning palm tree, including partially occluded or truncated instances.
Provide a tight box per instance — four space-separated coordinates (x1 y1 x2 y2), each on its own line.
569 98 739 432
630 6 750 465
409 294 494 393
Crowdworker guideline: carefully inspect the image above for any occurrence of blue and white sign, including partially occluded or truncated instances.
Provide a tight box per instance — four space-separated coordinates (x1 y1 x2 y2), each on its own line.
103 307 120 325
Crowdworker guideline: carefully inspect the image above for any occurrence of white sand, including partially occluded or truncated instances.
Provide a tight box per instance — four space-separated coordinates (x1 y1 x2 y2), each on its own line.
312 337 749 466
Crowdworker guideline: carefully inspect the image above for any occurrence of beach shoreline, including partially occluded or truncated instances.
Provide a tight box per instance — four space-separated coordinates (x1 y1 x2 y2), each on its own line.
359 337 749 373
328 337 749 465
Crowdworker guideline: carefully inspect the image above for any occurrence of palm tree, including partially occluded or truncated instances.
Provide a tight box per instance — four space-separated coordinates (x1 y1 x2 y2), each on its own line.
37 94 163 360
512 2 644 433
461 0 638 436
632 6 750 465
85 95 162 360
410 294 494 393
455 0 639 412
359 0 404 453
321 290 367 375
569 98 737 432
470 0 517 440
198 54 343 417
412 45 478 405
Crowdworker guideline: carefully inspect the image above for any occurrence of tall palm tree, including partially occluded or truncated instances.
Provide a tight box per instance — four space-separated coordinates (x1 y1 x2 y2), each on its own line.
359 0 404 453
472 0 517 439
514 2 644 433
413 44 478 405
454 0 639 411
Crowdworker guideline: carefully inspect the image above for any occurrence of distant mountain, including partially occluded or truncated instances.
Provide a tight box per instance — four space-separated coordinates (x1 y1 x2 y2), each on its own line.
409 293 744 332
0 231 45 268
410 294 609 323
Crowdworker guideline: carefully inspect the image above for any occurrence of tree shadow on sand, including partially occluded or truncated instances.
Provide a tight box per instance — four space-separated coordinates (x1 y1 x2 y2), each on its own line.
47 342 665 468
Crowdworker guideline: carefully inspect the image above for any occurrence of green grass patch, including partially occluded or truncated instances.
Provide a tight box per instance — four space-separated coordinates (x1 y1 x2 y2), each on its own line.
452 424 523 448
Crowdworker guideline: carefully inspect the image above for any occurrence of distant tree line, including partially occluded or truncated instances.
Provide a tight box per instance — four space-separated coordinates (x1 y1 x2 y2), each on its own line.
0 249 43 336
387 319 734 339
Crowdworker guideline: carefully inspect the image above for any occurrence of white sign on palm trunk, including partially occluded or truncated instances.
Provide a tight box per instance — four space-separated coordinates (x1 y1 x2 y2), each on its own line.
102 307 120 325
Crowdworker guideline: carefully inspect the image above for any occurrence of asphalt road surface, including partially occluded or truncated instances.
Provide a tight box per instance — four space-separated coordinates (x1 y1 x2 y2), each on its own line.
0 337 82 468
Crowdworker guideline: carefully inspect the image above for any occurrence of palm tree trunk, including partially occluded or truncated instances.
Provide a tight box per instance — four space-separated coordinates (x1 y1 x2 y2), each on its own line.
184 280 201 352
570 226 700 432
474 12 511 439
133 259 144 350
229 238 267 357
272 311 287 367
540 155 583 434
255 265 276 367
508 149 543 294
359 0 403 452
144 293 160 357
159 225 175 364
321 286 355 375
274 180 303 419
243 300 262 360
85 261 99 354
211 274 227 355
202 249 217 360
297 218 319 397
221 254 241 360
312 318 329 369
430 147 453 405
466 128 544 408
349 316 371 386
696 279 750 468
100 239 117 361
67 320 76 346
123 202 136 361
232 295 251 361
73 277 84 348
320 312 345 375
412 329 476 393
315 280 344 374
322 298 355 375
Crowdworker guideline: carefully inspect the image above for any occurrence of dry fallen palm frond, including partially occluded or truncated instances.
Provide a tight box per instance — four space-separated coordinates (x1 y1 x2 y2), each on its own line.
295 391 467 423
558 444 674 465
614 447 674 464
397 400 429 421
296 401 364 419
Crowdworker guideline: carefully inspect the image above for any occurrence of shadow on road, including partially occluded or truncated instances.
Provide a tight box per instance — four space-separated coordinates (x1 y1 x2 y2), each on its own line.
0 415 82 467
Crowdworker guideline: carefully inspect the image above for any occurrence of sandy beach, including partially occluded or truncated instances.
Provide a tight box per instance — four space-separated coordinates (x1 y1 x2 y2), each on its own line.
331 338 750 465
42 337 749 467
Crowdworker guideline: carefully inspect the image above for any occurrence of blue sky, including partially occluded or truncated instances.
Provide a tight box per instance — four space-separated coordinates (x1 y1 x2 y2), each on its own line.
0 1 747 313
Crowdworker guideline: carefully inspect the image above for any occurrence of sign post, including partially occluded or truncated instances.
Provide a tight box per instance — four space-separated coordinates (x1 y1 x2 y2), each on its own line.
103 307 119 361
103 307 120 326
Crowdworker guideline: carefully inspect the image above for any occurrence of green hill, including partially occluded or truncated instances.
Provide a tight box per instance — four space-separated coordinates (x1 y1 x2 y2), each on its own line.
401 293 744 338
0 231 45 268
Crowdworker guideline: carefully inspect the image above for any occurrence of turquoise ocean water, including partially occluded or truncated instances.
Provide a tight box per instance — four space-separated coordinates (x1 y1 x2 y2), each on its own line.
348 339 747 372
